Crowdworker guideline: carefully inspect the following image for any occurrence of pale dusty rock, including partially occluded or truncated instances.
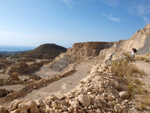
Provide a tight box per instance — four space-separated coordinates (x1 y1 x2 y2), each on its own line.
0 106 7 113
122 100 129 106
119 91 128 99
114 104 122 112
62 106 68 111
45 105 52 113
17 99 37 111
52 100 60 109
54 93 65 100
9 99 20 111
69 100 80 109
94 96 101 105
18 109 28 113
10 109 19 113
78 94 91 107
35 99 44 107
45 94 57 101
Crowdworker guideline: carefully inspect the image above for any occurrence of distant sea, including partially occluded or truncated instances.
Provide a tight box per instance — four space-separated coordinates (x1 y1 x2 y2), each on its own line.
0 46 35 52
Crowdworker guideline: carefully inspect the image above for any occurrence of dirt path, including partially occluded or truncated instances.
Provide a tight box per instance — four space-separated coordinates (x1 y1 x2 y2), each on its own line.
133 61 150 87
20 60 93 100
0 84 22 91
131 61 150 112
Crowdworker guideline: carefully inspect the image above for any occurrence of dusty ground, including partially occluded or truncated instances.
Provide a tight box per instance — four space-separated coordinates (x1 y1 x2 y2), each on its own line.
34 64 59 78
133 61 150 89
20 60 93 100
132 61 150 112
0 84 22 91
0 74 9 79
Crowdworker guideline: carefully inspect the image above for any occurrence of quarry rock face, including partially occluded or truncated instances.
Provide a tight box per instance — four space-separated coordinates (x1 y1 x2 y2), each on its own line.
120 24 150 52
49 42 114 71
71 42 114 58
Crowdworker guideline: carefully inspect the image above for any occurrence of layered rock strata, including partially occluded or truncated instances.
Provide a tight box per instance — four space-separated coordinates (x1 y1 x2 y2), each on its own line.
49 42 114 71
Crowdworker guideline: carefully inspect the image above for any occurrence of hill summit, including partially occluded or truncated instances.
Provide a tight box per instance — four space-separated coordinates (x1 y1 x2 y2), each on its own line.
15 43 67 59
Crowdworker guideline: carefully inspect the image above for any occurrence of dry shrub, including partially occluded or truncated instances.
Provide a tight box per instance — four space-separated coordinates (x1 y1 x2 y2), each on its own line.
136 97 150 111
135 86 143 94
9 61 44 75
136 103 147 111
134 79 143 85
139 69 146 77
111 59 147 100
136 56 150 62
127 82 135 100
111 59 140 77
124 53 133 61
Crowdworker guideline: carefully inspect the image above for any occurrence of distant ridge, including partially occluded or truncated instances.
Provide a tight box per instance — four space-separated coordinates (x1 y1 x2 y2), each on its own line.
14 43 67 59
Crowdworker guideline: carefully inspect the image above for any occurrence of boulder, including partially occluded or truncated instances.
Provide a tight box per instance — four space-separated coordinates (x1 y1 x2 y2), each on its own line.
17 99 40 113
69 100 80 109
9 99 20 111
78 94 91 107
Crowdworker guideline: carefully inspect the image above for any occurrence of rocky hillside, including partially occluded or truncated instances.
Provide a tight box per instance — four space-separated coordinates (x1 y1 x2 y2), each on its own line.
49 42 114 71
120 24 150 52
15 44 67 59
137 35 150 54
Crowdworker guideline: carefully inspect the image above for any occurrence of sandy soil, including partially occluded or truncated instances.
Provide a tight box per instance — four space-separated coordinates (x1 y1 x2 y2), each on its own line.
20 60 93 100
0 84 22 91
131 61 150 112
34 64 60 78
0 74 9 79
133 61 150 87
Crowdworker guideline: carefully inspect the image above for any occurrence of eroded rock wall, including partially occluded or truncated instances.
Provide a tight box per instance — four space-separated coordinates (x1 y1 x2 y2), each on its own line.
120 24 150 52
50 42 114 71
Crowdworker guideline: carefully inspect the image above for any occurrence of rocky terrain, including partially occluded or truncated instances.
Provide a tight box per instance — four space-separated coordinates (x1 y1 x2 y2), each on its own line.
1 24 150 113
49 42 114 71
120 24 150 52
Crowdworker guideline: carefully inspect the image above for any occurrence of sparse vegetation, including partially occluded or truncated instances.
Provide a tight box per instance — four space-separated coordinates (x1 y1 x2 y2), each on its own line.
111 59 140 77
136 96 150 111
134 79 143 85
136 56 150 62
111 58 148 103
8 61 49 75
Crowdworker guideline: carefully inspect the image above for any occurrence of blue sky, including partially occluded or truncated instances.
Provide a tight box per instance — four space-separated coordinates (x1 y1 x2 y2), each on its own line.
0 0 150 48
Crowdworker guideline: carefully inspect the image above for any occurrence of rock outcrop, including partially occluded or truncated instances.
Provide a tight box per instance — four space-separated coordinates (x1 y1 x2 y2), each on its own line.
137 35 150 54
50 42 114 71
120 24 150 52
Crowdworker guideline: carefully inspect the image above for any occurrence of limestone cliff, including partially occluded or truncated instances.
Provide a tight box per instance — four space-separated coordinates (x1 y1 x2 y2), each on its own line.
120 24 150 52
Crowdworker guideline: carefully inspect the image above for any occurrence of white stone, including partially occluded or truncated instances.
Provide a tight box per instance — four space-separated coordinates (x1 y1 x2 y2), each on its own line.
119 91 128 99
78 94 91 107
114 104 122 112
9 99 20 111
